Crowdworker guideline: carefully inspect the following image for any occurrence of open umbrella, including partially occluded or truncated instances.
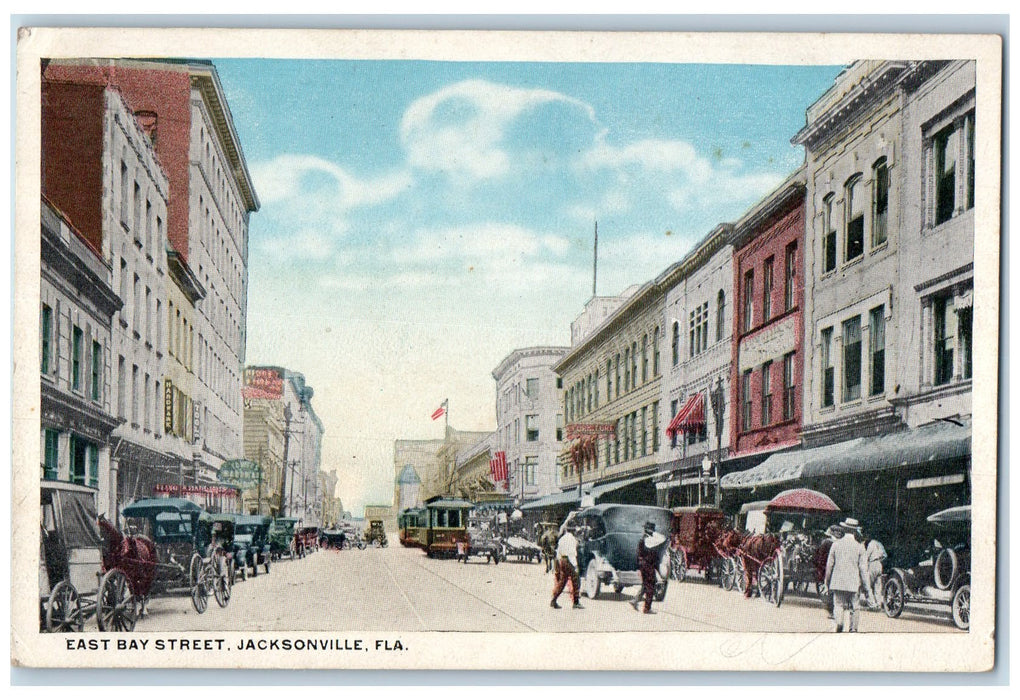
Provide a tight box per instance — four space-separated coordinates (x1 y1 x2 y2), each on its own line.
766 488 840 512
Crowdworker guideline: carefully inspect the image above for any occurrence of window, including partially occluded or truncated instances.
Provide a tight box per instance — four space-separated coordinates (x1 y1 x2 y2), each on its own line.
630 412 637 458
90 340 101 401
782 352 796 421
624 348 630 392
132 364 139 425
934 296 955 385
132 274 140 330
145 287 152 343
821 327 834 408
615 418 621 463
872 158 889 246
524 457 537 485
41 304 52 374
594 369 599 408
761 360 773 427
762 257 774 323
526 377 539 398
784 242 797 312
622 416 629 461
641 334 648 383
716 291 726 342
615 353 621 398
741 370 753 431
690 302 709 356
822 193 837 274
742 270 754 333
966 114 975 210
959 305 973 381
120 155 130 227
145 199 153 251
653 327 660 376
556 414 564 442
842 316 862 402
606 357 612 399
631 342 637 389
934 125 957 225
70 436 88 485
641 406 648 456
556 376 562 389
869 306 886 396
88 443 99 488
845 175 864 262
71 326 83 391
144 374 151 432
652 401 660 452
671 322 680 366
117 356 126 419
43 429 59 480
133 181 142 244
526 415 539 442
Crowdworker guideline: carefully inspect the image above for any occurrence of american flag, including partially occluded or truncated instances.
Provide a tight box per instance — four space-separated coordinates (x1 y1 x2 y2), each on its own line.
490 450 508 483
431 399 448 421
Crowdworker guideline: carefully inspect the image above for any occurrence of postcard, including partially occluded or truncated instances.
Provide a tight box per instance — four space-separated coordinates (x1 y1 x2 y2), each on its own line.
12 27 1000 672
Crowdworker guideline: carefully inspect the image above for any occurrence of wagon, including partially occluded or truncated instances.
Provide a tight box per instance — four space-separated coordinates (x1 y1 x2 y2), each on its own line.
754 488 843 607
457 526 502 564
269 517 301 560
501 535 542 563
668 506 727 582
233 515 272 579
296 526 320 556
40 481 105 632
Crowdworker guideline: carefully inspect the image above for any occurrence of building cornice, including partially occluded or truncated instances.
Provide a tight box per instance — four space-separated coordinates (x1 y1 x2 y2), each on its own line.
167 247 207 303
654 223 734 291
492 346 571 381
730 169 806 251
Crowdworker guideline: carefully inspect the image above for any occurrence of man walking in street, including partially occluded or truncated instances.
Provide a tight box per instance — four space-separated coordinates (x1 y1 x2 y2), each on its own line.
630 521 665 614
824 517 869 632
864 531 888 609
551 524 582 610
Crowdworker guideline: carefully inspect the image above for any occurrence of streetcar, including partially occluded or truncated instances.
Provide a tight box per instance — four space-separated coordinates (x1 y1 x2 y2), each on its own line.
399 496 474 558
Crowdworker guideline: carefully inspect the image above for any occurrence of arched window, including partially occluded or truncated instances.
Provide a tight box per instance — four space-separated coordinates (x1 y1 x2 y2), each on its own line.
822 192 836 273
872 157 889 247
716 290 726 342
653 326 660 376
845 174 864 262
671 321 680 367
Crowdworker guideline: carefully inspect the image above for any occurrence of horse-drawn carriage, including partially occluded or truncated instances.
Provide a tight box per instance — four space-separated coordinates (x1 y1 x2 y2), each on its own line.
296 526 321 556
667 506 728 582
40 481 105 631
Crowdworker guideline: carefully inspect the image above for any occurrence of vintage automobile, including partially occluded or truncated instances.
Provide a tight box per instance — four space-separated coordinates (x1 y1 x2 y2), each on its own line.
40 480 105 631
269 517 301 560
882 505 971 630
458 525 502 564
296 526 321 556
668 506 727 582
568 504 672 601
233 515 272 579
364 519 388 548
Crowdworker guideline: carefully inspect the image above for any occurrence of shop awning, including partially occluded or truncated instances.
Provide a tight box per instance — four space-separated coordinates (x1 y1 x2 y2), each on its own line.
521 473 654 510
666 393 705 438
721 418 971 490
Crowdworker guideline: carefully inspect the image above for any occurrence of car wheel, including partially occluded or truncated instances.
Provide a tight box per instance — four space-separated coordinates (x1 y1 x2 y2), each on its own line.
882 575 905 618
583 560 601 600
952 583 970 630
934 548 959 591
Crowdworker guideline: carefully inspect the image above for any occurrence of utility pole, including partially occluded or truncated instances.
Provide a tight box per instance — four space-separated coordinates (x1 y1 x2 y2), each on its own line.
711 376 725 509
279 404 292 517
592 220 598 298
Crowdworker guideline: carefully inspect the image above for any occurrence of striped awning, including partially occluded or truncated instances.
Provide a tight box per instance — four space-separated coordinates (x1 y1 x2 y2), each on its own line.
666 393 705 438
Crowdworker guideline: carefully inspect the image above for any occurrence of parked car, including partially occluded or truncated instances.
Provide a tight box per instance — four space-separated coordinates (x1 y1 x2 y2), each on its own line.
233 515 272 579
882 505 971 630
364 520 388 548
565 504 672 601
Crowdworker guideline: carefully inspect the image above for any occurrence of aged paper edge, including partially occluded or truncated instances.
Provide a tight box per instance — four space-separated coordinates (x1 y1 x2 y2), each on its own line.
11 27 1002 672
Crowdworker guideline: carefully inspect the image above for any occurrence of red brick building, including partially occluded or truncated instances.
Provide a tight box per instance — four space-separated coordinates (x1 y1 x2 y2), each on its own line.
729 169 806 460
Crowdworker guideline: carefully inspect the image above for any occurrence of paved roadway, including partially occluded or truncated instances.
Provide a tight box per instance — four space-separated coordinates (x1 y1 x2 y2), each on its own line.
134 539 961 634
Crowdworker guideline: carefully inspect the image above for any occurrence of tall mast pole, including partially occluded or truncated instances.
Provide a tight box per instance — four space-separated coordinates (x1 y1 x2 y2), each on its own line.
592 220 598 298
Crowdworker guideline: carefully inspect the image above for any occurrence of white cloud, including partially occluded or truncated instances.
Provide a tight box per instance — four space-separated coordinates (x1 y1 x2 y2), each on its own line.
258 228 340 263
392 222 571 265
250 154 411 210
400 79 598 181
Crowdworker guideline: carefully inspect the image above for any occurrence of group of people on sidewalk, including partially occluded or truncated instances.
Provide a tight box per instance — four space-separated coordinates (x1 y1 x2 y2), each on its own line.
550 520 664 614
825 517 888 633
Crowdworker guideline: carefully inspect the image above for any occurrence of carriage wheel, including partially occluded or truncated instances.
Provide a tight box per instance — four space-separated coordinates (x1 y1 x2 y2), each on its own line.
214 567 231 608
952 583 970 630
97 569 138 632
45 580 84 633
758 556 784 607
720 558 735 591
670 548 687 582
733 558 747 594
882 575 905 618
190 553 209 615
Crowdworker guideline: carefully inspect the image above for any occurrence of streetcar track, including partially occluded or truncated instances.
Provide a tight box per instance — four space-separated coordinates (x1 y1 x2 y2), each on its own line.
376 549 429 630
391 550 539 632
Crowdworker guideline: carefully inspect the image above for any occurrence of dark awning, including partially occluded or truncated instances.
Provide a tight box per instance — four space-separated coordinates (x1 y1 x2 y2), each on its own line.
521 473 654 510
721 418 971 489
666 393 705 438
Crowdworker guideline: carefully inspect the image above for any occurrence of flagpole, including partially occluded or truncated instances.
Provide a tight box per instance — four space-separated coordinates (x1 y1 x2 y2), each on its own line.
592 220 598 298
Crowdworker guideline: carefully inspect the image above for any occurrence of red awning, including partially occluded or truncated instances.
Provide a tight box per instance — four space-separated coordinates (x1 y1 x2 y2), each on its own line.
666 393 705 438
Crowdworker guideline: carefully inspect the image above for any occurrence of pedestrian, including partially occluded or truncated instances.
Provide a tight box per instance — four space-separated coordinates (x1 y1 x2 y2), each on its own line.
824 517 869 632
630 521 665 614
864 532 888 609
551 524 582 610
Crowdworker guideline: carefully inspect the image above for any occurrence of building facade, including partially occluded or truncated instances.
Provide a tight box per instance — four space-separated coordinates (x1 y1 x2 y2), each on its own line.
40 199 122 514
492 346 570 500
656 225 734 508
729 172 806 463
44 58 260 502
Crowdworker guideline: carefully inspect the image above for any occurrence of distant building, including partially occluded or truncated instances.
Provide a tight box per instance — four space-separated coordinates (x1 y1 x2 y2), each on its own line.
491 346 570 500
396 464 423 511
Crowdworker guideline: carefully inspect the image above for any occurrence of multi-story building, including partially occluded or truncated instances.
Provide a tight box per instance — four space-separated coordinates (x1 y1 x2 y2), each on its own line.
319 469 342 528
452 431 499 503
286 372 325 525
40 199 123 514
722 61 973 548
656 224 734 508
541 282 664 516
44 58 260 498
41 79 173 515
393 438 447 513
242 367 287 515
727 171 806 471
491 346 570 500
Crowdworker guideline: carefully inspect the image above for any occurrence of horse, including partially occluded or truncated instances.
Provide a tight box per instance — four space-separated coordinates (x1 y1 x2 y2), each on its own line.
735 532 781 598
98 514 158 599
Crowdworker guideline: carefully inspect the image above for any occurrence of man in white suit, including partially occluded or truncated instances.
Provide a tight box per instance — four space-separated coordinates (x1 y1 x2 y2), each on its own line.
824 517 869 632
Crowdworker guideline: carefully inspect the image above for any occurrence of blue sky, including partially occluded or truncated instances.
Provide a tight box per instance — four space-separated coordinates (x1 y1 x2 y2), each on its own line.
214 59 843 516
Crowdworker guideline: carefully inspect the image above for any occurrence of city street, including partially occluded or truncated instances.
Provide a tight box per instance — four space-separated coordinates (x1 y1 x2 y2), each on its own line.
136 538 960 634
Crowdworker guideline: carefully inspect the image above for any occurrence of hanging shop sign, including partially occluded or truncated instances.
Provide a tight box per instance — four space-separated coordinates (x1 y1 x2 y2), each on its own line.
218 459 262 489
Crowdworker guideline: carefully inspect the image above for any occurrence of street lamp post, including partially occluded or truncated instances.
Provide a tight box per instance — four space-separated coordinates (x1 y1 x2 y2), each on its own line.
710 375 725 509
